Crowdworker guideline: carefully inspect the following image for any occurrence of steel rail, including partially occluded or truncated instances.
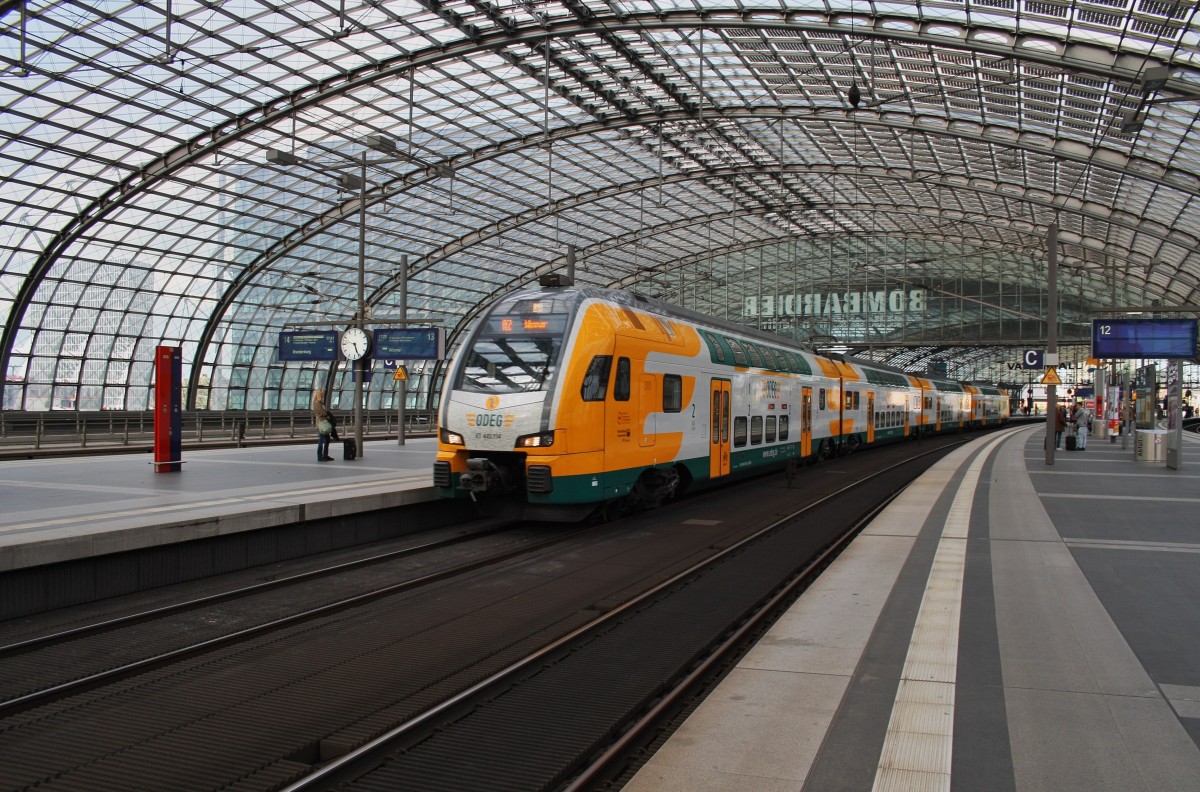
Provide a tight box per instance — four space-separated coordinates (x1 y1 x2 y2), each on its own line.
0 522 598 717
0 521 512 657
280 439 973 791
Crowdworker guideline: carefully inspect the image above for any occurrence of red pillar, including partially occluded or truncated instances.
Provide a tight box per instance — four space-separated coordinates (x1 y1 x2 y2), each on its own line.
154 346 182 473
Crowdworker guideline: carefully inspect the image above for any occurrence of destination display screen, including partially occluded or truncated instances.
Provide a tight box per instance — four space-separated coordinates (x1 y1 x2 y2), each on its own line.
374 328 443 360
278 331 337 361
486 314 568 336
1091 319 1198 360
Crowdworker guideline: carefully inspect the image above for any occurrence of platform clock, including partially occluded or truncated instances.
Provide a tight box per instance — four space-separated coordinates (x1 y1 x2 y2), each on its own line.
340 327 371 361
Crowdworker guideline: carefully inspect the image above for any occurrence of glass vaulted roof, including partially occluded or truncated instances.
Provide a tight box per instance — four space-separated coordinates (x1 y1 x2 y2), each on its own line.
2 0 1199 410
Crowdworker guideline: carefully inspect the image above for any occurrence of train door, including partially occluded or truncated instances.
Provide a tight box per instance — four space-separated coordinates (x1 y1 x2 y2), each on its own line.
709 379 730 478
935 395 942 432
904 395 911 437
801 386 813 458
867 392 875 443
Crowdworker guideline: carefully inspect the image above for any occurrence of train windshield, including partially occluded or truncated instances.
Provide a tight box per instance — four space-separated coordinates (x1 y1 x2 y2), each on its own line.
454 295 573 394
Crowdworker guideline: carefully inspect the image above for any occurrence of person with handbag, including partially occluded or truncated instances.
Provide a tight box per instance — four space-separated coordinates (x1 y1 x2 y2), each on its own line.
311 388 335 461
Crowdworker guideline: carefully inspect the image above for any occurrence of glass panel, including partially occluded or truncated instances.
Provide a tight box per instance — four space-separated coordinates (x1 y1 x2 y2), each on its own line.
663 374 682 413
581 355 612 402
614 358 630 401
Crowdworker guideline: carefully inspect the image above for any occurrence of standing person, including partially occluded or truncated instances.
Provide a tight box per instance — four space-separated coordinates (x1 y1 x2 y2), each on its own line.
1072 401 1090 450
1054 403 1067 449
312 388 335 461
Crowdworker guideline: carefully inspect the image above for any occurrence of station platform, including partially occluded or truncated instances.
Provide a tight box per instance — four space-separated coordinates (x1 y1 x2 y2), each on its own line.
4 423 1198 791
0 438 439 574
626 424 1200 792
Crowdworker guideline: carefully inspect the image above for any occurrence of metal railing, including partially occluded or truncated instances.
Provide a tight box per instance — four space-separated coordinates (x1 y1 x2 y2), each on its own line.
0 409 436 456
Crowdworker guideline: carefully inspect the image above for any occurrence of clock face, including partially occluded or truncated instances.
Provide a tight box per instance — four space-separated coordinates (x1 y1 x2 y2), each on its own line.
340 328 370 360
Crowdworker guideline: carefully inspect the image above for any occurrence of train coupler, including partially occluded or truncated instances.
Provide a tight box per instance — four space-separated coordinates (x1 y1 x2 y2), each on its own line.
459 457 514 495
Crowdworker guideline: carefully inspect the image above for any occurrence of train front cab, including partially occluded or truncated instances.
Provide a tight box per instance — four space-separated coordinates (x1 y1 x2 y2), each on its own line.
433 287 595 520
436 290 710 520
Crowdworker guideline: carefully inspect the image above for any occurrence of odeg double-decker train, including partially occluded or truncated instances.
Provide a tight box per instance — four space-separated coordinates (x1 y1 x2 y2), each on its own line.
434 278 1008 521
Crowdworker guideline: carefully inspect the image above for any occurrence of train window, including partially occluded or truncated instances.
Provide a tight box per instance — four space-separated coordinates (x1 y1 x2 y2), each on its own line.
727 338 749 366
614 357 631 401
663 374 683 413
819 389 826 410
580 356 612 402
705 332 727 363
749 416 762 445
745 344 763 368
765 415 777 443
853 392 860 410
722 391 730 443
779 414 789 440
924 396 932 410
712 391 720 443
733 416 747 447
844 391 853 410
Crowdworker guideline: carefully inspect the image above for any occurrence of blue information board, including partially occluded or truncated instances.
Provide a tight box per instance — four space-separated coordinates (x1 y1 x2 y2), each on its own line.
278 331 338 361
374 328 443 360
1091 319 1198 360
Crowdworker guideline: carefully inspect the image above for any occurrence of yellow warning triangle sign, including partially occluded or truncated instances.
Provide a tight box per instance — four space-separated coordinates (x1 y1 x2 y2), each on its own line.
1041 366 1062 385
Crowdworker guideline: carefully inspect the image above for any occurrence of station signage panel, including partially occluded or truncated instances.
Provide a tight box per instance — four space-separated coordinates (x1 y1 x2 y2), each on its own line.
374 328 444 360
278 331 338 361
1091 319 1198 360
487 314 568 336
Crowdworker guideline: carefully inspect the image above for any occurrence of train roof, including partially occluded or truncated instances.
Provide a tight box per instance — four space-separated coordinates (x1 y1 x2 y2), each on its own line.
510 283 822 353
505 283 1006 395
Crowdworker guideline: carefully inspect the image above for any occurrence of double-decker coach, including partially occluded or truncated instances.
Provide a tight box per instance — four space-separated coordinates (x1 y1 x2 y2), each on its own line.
434 279 1008 521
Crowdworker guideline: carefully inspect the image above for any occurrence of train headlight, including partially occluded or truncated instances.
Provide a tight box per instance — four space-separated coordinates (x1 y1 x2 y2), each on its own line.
515 430 555 448
440 427 465 445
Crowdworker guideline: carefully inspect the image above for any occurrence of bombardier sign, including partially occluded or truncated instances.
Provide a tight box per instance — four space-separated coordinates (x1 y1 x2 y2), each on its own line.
742 288 926 318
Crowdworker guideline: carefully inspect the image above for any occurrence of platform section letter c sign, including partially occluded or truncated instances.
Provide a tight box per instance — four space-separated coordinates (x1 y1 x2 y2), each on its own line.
1021 350 1044 370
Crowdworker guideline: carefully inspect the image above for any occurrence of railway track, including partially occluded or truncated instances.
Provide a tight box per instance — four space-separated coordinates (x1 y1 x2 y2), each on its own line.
0 432 981 792
0 520 590 716
282 440 962 792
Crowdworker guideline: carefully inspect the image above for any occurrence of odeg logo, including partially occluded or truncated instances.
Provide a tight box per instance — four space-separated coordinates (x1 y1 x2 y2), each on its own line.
485 396 501 409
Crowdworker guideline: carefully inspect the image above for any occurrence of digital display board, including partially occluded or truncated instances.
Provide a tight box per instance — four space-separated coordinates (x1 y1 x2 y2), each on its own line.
373 328 444 360
486 314 568 336
1091 319 1198 360
278 331 338 361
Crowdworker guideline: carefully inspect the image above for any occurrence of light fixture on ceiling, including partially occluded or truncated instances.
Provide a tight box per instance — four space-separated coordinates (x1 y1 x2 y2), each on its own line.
848 82 861 108
1118 108 1146 134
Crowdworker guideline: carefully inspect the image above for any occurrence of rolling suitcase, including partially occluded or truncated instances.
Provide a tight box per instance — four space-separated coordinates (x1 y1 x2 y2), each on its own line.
343 438 357 460
1065 435 1077 451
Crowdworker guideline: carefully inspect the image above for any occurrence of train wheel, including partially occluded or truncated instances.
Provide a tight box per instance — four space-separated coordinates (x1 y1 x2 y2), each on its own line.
633 467 681 510
599 496 632 523
818 439 834 460
847 434 862 452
